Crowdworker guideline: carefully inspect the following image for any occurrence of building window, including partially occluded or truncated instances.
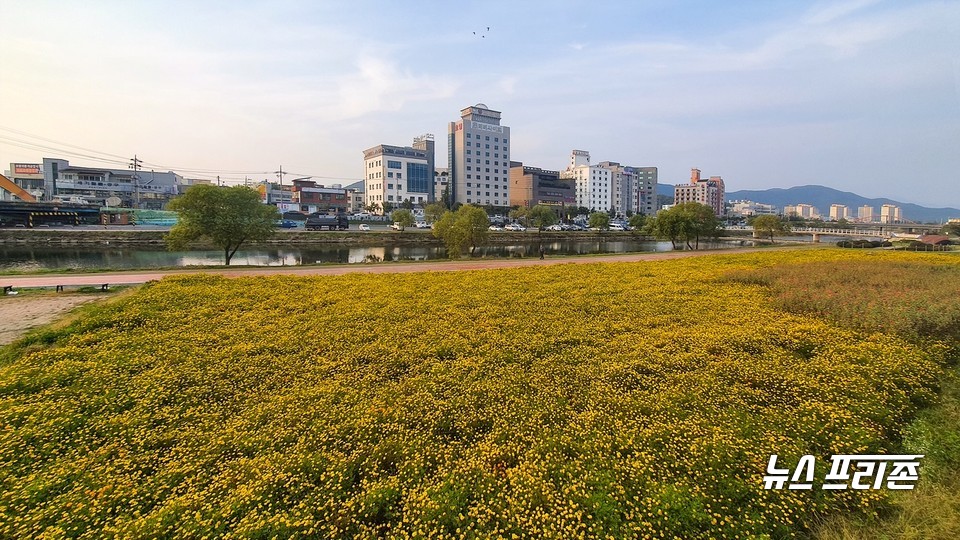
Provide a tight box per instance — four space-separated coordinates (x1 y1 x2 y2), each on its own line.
387 172 393 178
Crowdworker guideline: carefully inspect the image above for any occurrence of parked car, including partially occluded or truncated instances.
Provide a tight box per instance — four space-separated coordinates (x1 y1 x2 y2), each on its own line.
504 223 527 232
489 225 504 231
390 222 404 231
545 224 563 231
609 223 627 231
358 223 370 231
276 220 298 229
415 221 429 229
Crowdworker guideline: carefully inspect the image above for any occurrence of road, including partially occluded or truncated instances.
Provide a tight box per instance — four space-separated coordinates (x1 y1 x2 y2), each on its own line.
0 246 801 289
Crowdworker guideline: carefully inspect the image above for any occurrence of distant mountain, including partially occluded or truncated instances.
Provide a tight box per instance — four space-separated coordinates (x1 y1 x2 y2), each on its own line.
723 185 959 223
657 183 957 223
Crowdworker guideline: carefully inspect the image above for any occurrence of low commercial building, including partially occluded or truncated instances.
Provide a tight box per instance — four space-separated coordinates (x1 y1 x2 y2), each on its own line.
508 162 575 209
41 158 182 209
2 163 44 200
729 200 777 217
289 179 350 213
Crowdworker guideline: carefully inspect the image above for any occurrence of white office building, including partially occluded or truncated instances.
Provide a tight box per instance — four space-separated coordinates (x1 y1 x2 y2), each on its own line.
362 135 435 213
447 104 511 207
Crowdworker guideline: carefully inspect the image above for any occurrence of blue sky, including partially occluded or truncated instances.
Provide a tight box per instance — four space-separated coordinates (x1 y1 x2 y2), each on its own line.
2 0 959 209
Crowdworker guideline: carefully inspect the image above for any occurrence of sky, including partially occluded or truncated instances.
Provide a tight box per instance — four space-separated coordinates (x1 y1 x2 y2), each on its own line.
1 0 959 208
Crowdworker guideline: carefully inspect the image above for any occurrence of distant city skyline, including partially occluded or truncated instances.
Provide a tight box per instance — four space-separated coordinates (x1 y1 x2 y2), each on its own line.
1 0 958 208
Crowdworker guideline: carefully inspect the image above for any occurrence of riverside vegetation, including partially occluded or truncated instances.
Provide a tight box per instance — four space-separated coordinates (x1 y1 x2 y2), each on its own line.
0 249 958 538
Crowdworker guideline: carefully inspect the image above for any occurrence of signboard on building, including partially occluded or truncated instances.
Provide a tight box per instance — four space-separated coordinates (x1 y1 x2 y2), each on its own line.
13 163 42 175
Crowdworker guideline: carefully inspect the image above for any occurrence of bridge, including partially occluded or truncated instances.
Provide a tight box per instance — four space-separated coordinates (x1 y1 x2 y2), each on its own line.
738 226 892 243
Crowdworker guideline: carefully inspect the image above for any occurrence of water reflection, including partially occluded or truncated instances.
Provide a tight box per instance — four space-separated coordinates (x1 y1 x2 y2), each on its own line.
0 239 750 271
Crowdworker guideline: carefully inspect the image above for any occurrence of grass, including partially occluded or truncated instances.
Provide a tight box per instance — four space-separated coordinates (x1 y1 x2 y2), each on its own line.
724 256 960 538
812 369 960 539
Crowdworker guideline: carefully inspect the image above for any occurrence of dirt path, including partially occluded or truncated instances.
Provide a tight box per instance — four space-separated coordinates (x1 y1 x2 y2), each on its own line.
0 246 812 344
0 295 102 345
0 246 808 289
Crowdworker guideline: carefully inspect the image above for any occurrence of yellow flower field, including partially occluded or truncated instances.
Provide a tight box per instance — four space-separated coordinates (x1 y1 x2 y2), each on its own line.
1 249 957 538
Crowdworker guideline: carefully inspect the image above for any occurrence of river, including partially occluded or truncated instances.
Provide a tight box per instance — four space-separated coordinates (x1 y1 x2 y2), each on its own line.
0 239 754 272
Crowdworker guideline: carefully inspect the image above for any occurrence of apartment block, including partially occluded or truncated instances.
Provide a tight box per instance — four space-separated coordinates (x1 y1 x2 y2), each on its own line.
674 168 725 217
829 204 851 221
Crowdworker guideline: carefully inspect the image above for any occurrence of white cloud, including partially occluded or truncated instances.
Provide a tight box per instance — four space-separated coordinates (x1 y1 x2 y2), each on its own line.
333 56 459 120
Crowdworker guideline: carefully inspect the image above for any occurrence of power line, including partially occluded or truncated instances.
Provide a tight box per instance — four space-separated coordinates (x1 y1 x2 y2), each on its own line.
0 126 364 186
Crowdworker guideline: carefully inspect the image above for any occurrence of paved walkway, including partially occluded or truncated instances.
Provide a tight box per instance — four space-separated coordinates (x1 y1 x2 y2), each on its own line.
0 246 799 289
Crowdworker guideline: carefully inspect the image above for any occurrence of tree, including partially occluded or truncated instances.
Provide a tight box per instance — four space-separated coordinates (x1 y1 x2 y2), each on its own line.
752 214 791 243
400 199 414 210
527 205 558 232
508 206 528 227
365 202 381 215
166 184 279 265
628 213 648 232
588 212 610 231
391 208 415 232
646 203 720 250
423 202 446 224
684 202 721 250
381 201 394 214
432 204 490 258
943 221 960 237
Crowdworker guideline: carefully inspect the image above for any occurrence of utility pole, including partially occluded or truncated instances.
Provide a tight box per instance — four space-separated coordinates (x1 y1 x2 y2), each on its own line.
129 155 142 209
273 165 286 208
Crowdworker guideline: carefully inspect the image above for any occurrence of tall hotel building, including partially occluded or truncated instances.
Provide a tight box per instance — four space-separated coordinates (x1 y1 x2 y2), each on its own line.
362 135 435 213
447 103 511 206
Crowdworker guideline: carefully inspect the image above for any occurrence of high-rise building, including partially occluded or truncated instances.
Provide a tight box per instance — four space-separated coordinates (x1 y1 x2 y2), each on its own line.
829 204 851 221
858 205 875 223
447 103 511 207
784 204 818 219
362 135 435 214
563 150 612 211
597 162 658 216
561 151 657 215
674 168 725 217
880 204 902 224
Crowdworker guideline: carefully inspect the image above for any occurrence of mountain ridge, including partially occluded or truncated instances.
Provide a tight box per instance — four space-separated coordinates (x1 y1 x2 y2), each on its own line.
658 184 959 223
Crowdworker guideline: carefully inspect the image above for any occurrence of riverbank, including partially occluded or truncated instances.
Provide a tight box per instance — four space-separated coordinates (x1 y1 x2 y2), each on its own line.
0 227 678 247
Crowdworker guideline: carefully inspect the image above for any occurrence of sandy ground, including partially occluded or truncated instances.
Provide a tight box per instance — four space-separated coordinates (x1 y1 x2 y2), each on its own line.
0 294 101 345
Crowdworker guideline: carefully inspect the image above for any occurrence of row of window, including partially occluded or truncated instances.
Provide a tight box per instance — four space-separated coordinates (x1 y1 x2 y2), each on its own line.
465 174 503 181
465 191 503 198
465 150 506 160
466 183 504 190
465 199 502 205
466 166 503 174
467 134 507 143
